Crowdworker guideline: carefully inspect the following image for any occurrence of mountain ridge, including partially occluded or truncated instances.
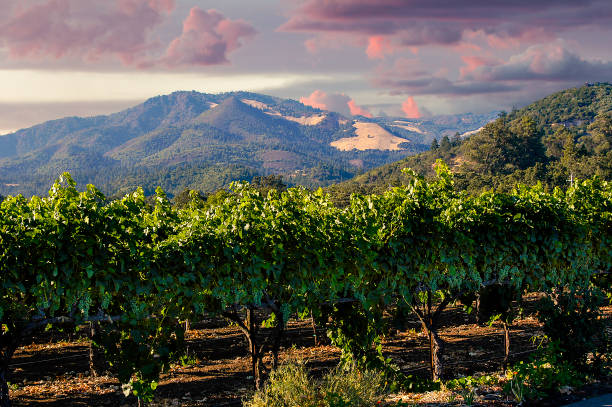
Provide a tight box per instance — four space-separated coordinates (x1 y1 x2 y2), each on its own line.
324 83 612 204
0 91 494 197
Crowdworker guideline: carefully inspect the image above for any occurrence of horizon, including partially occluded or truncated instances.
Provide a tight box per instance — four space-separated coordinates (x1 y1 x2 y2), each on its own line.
1 1 611 132
0 88 505 136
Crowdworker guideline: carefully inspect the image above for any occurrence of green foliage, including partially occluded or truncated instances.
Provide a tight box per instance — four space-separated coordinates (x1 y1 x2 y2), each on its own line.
446 377 476 405
94 312 186 403
320 363 387 407
508 83 612 134
251 175 287 196
504 341 585 402
325 303 386 369
330 84 612 201
390 374 441 393
0 168 610 404
445 374 499 404
538 288 609 372
172 188 206 209
446 374 498 390
566 177 612 289
430 138 439 150
463 115 544 176
244 362 387 407
245 363 317 407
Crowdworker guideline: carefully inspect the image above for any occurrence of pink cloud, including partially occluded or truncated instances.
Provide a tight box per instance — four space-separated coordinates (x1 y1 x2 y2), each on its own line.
371 56 519 96
300 90 332 110
148 0 174 13
301 90 372 117
302 33 363 54
0 1 256 68
163 7 256 66
451 41 482 54
280 0 612 56
118 0 175 14
375 42 612 98
304 38 320 54
0 0 174 63
460 55 501 78
347 99 373 117
401 97 421 119
366 36 394 59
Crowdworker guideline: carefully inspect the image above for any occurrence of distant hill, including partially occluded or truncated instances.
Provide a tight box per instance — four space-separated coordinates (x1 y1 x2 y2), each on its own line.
326 83 612 205
0 91 492 197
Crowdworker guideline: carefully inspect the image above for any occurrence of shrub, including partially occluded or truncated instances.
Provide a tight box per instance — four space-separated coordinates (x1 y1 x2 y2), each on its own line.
538 287 609 372
244 363 318 407
504 341 584 402
320 363 387 407
244 361 387 407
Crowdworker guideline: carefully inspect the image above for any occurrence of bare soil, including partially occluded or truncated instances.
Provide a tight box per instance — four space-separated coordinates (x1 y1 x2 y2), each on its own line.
8 295 611 407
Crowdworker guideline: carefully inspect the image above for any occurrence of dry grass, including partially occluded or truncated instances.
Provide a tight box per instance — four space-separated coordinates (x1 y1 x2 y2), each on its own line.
331 122 407 151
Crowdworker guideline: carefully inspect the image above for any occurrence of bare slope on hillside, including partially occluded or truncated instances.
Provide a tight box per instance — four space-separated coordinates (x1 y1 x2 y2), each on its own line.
331 122 408 151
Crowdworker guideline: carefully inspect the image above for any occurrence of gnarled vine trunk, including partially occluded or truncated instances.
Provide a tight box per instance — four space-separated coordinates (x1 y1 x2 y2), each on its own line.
271 311 284 370
88 322 103 377
502 321 510 372
0 327 20 407
411 290 453 381
0 363 11 407
245 307 263 390
223 302 286 390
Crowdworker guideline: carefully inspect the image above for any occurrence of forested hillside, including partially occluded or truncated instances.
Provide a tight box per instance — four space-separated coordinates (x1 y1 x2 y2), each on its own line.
0 91 491 197
326 83 612 204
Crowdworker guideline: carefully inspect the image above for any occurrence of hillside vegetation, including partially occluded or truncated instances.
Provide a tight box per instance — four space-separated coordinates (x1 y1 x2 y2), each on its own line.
327 83 612 204
0 91 492 197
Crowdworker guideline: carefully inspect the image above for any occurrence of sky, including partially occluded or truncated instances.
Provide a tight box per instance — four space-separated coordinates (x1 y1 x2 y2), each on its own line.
1 0 612 134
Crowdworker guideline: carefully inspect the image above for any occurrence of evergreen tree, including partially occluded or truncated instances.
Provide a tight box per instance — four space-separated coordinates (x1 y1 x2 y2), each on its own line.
251 175 287 195
587 114 612 155
464 117 513 174
509 116 545 170
439 136 452 152
430 138 439 150
173 188 206 209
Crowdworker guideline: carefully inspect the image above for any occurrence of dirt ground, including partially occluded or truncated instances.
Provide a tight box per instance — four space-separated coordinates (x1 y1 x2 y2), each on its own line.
8 295 612 407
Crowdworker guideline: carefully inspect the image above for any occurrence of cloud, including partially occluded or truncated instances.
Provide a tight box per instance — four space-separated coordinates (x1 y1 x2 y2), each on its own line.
372 42 612 100
300 90 335 110
280 0 612 55
373 58 519 96
380 76 519 96
459 56 502 78
280 0 612 107
163 8 257 66
401 97 421 119
0 0 175 64
347 100 373 117
366 36 395 59
474 44 612 82
0 1 256 68
300 90 372 117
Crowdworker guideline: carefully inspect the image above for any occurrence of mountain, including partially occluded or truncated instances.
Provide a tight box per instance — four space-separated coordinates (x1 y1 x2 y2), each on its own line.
326 83 612 204
0 91 493 197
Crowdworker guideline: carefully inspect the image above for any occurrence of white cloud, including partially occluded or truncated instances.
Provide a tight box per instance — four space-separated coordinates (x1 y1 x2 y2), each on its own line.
0 70 334 103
